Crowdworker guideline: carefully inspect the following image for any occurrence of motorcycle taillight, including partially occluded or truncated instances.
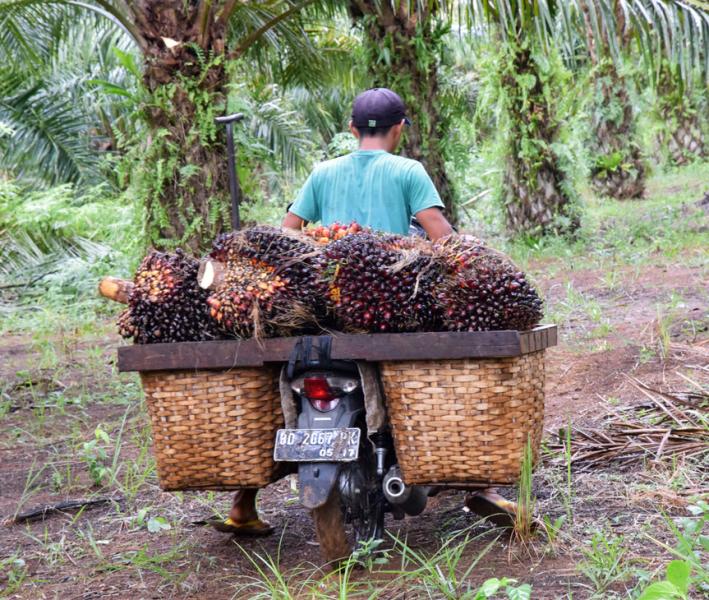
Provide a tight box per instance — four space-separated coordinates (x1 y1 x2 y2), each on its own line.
309 398 340 412
303 377 336 401
304 378 340 412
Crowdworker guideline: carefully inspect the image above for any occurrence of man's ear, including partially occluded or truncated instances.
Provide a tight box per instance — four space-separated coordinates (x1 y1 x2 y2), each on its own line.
349 120 360 139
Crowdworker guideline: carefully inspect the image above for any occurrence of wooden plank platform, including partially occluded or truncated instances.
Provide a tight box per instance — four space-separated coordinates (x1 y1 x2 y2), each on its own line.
117 324 557 372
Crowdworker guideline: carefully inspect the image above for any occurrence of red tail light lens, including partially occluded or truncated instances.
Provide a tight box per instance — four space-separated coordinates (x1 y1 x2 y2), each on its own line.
303 377 336 400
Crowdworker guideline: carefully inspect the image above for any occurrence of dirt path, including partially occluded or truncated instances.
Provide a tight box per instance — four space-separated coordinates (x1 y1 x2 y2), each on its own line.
1 256 706 599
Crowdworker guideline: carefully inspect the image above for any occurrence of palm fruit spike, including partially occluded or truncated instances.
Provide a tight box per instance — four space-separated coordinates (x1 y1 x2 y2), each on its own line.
436 236 543 332
324 231 444 333
117 308 136 339
119 249 220 344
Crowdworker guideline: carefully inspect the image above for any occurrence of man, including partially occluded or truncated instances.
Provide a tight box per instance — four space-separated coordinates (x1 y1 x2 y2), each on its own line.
283 87 454 240
216 89 510 537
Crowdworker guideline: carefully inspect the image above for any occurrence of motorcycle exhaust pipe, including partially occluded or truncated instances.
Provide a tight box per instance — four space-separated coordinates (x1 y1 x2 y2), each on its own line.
383 466 430 516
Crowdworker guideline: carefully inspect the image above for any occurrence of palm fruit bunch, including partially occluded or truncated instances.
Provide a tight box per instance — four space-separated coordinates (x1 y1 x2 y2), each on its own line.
207 227 321 337
241 226 329 314
118 249 219 344
436 237 543 332
205 256 298 338
324 231 444 333
303 222 363 245
117 308 137 339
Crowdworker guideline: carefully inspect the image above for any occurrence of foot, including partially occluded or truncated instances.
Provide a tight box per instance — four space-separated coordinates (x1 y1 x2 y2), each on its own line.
207 516 274 537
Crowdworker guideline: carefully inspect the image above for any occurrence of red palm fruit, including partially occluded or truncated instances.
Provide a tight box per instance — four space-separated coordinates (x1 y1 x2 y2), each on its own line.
324 232 444 333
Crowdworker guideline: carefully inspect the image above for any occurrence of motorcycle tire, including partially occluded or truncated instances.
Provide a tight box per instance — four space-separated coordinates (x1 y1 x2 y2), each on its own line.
311 488 350 564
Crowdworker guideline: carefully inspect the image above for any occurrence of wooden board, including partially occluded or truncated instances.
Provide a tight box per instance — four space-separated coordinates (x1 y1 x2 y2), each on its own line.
117 324 557 373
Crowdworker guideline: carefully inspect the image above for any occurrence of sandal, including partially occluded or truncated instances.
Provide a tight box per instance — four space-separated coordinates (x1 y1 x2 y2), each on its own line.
464 490 520 529
206 517 275 537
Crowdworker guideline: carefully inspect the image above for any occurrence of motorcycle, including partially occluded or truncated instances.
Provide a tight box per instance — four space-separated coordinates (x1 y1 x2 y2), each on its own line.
273 336 432 562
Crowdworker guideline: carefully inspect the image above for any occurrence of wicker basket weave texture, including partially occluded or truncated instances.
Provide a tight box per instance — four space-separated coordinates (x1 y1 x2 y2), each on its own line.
380 351 545 485
140 367 283 491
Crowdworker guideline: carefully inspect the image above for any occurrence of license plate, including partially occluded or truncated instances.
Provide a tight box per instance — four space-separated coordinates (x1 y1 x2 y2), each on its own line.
273 428 360 462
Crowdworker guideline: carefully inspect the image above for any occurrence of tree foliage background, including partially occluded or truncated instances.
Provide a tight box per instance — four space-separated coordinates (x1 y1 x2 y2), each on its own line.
0 0 707 311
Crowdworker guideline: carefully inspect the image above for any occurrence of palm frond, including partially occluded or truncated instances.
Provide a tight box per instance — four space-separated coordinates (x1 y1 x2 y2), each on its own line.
0 75 99 186
0 5 138 187
243 86 317 173
0 0 143 50
458 1 707 83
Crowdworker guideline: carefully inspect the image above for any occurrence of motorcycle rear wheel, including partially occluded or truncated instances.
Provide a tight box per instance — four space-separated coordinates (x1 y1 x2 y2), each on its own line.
311 489 350 564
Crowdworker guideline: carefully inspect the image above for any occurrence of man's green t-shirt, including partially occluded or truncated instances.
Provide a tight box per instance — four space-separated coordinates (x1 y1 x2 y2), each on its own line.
290 150 443 235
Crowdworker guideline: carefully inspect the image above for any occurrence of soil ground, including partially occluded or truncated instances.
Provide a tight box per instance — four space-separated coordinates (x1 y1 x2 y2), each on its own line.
1 178 707 599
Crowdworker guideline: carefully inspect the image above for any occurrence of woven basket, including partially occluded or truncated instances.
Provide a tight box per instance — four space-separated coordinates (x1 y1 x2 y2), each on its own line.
140 366 283 491
380 351 545 486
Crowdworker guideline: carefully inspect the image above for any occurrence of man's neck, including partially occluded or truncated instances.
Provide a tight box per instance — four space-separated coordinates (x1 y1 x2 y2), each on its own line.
358 139 391 152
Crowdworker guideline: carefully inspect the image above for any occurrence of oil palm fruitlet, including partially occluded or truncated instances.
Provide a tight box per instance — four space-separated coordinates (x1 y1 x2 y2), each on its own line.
207 227 323 337
205 255 297 339
323 232 445 333
116 226 545 341
212 226 329 317
304 222 364 244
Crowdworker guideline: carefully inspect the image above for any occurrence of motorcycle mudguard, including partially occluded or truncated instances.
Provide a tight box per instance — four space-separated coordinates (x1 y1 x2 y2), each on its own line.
295 389 364 510
299 462 341 509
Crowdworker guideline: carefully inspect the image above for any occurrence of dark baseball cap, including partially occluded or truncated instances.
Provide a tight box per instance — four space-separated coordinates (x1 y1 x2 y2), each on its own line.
351 88 411 128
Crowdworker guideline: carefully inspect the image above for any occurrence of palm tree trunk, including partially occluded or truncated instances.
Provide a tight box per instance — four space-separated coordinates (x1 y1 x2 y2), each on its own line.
588 61 645 199
656 63 706 166
581 2 644 200
665 114 705 166
499 43 579 235
125 1 232 253
350 1 457 224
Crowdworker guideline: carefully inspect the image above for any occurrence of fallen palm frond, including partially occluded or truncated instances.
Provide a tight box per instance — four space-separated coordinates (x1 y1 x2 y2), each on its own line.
547 378 708 471
6 496 122 525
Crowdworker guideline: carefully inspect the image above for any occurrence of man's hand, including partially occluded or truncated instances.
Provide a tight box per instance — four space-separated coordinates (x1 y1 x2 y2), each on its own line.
415 207 454 242
282 211 305 231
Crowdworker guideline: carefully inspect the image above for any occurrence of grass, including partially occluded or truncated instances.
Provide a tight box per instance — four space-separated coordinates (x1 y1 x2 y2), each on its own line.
0 554 29 596
229 527 533 600
577 530 634 597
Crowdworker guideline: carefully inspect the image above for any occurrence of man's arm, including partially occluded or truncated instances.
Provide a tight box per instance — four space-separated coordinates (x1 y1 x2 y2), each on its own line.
415 207 453 242
282 211 305 230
